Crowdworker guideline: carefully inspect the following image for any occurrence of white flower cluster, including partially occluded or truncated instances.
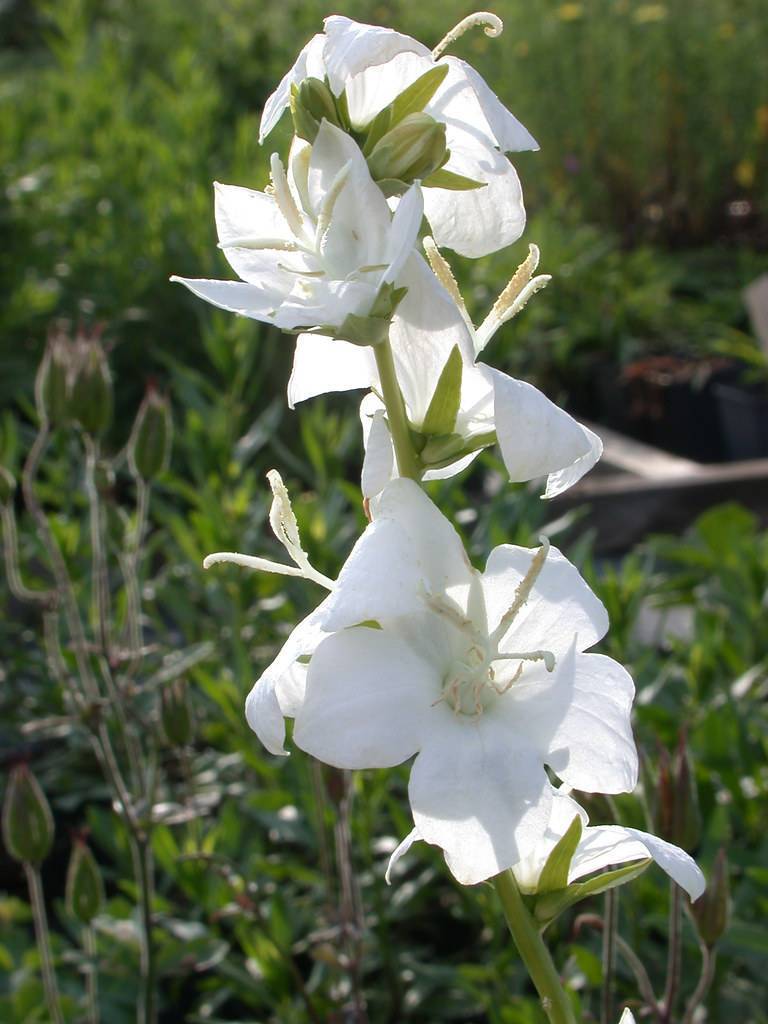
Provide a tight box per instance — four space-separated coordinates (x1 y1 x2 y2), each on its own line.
178 15 703 901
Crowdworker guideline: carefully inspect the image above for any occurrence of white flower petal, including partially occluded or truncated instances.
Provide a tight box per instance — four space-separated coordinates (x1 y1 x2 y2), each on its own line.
259 33 327 142
344 51 431 129
373 478 474 597
422 130 525 257
170 276 288 323
214 182 294 248
422 450 482 481
322 16 429 94
274 277 377 331
383 184 424 285
543 425 603 499
294 626 440 768
482 542 608 656
486 367 598 486
570 825 705 901
505 644 637 795
361 406 395 499
441 58 539 152
618 1011 636 1024
390 255 476 424
409 713 553 885
512 790 588 893
288 334 376 408
244 599 332 754
385 827 421 884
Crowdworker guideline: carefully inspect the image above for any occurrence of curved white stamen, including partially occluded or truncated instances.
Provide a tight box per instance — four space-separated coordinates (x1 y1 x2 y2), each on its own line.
423 236 474 333
270 153 307 241
490 537 550 645
432 12 503 60
495 649 556 672
315 161 351 250
202 551 304 576
220 237 299 252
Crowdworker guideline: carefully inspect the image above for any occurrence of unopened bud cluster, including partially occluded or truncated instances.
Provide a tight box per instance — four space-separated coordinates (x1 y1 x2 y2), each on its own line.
34 326 113 436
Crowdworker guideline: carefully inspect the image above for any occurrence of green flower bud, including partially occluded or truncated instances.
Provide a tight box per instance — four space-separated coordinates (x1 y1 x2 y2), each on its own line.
0 465 16 504
367 113 448 184
2 764 55 866
161 679 193 747
128 387 172 480
66 838 104 924
691 848 729 947
290 78 341 143
70 338 113 437
655 733 701 852
35 332 72 427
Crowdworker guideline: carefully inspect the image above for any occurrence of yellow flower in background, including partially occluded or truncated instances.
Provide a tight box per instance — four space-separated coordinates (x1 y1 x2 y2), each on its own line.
557 3 583 22
716 22 736 39
756 105 768 140
634 4 667 23
735 159 756 189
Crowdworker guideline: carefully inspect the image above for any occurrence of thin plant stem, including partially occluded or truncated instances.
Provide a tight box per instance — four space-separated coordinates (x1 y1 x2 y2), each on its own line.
24 862 64 1024
601 888 618 1024
83 924 100 1024
0 501 55 604
372 340 421 481
662 882 683 1022
333 771 368 1024
134 837 157 1024
309 759 335 914
84 436 111 655
493 870 577 1024
682 944 716 1024
574 913 661 1020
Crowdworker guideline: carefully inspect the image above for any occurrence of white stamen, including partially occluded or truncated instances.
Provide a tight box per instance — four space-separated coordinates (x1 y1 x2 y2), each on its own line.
495 649 556 672
270 153 306 239
476 244 550 353
490 537 551 645
220 237 299 251
202 551 304 576
267 469 335 589
423 236 473 332
432 12 503 60
315 161 351 250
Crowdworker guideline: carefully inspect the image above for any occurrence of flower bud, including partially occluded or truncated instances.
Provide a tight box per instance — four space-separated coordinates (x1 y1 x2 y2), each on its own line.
290 78 341 143
70 337 113 437
35 332 72 427
691 848 729 947
128 386 172 480
2 764 54 866
66 837 104 924
367 113 448 184
655 733 701 852
161 679 193 747
0 465 16 505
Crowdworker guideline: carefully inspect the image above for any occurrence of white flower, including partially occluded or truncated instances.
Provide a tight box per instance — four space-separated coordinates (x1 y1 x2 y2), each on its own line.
171 121 423 333
387 788 705 898
290 241 601 499
259 14 538 258
239 478 637 885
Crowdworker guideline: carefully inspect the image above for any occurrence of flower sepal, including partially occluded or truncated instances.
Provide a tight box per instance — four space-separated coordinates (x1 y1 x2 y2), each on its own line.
532 858 652 928
290 77 344 142
331 282 408 346
367 113 448 184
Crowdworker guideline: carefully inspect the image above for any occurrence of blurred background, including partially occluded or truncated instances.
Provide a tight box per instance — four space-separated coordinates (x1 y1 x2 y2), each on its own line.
1 1 767 1022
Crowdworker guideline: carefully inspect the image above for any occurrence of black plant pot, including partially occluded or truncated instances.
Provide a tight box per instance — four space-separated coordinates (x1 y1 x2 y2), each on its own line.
714 380 768 460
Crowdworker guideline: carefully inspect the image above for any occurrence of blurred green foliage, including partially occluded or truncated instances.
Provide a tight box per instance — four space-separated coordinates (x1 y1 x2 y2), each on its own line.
2 1 768 1022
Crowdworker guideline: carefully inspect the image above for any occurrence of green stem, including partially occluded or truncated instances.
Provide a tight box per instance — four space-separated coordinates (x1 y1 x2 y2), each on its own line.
373 341 421 481
662 882 682 1022
493 871 576 1024
83 924 100 1024
24 863 65 1024
134 837 157 1024
601 889 618 1024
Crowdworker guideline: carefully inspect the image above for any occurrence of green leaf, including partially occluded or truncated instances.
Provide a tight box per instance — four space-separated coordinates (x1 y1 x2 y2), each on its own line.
422 167 487 191
421 345 463 436
363 64 449 153
534 859 652 925
537 815 583 894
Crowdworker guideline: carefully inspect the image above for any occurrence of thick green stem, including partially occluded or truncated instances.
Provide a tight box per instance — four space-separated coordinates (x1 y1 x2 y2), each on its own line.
493 871 576 1024
373 341 421 481
24 863 65 1024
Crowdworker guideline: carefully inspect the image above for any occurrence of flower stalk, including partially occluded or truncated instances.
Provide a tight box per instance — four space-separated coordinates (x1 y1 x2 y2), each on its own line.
372 339 421 480
493 870 577 1024
24 862 65 1024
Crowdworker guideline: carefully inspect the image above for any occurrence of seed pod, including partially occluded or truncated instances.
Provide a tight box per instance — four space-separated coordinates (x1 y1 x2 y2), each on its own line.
66 838 104 924
2 764 55 866
367 113 448 184
161 679 193 747
35 332 72 427
70 338 113 437
0 466 16 504
128 386 172 480
691 848 730 946
655 733 701 852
